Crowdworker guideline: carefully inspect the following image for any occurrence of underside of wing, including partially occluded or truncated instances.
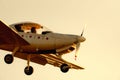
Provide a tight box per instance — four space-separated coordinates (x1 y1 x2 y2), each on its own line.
0 21 30 51
14 52 84 69
40 54 84 69
14 52 47 65
0 21 29 45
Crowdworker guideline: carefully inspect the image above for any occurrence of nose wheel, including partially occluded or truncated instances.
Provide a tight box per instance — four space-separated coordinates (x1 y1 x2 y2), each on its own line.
4 54 14 64
24 66 33 75
60 64 70 73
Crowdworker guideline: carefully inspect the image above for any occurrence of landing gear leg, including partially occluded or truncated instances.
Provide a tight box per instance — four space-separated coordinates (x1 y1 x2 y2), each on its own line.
24 55 33 75
4 47 19 64
12 47 19 56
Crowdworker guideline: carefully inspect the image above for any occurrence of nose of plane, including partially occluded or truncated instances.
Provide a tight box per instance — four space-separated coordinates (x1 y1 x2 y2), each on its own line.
78 36 86 42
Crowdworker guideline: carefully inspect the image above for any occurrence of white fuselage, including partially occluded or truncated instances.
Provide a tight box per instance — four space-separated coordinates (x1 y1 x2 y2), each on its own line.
18 32 77 51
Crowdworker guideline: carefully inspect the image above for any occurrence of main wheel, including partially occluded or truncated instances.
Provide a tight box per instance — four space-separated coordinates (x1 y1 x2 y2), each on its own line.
4 54 14 64
60 64 69 73
24 66 33 75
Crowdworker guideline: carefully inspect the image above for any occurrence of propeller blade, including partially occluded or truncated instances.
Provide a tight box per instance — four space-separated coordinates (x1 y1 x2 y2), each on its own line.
81 28 84 36
81 24 87 36
75 42 80 60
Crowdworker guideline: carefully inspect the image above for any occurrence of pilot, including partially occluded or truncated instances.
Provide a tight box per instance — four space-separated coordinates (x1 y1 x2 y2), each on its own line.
31 27 36 33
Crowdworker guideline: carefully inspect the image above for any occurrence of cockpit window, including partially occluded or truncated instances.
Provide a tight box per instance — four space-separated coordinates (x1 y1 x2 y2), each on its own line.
15 24 24 32
10 22 53 34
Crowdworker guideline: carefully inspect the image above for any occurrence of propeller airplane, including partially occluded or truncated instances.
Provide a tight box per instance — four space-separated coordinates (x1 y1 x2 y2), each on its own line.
0 20 86 75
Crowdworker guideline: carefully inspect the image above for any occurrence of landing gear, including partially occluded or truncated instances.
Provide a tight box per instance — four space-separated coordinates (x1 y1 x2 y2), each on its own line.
24 54 33 75
24 66 33 75
4 47 19 64
4 54 14 64
3 47 34 75
60 64 70 73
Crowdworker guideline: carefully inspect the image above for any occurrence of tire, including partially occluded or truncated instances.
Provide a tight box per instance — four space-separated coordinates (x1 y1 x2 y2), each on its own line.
24 66 33 75
60 64 69 73
4 54 13 64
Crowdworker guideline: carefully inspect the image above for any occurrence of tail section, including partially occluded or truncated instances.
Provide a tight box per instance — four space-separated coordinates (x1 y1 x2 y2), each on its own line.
0 20 29 45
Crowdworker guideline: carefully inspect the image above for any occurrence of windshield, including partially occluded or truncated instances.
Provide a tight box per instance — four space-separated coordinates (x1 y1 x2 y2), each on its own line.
9 22 53 34
36 26 53 34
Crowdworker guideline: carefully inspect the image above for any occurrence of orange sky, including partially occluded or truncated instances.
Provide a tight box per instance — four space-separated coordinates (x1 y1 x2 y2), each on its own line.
0 0 120 80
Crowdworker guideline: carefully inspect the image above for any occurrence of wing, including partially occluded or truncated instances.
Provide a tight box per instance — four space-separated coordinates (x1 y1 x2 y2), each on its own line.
14 52 84 69
0 21 30 51
40 54 84 69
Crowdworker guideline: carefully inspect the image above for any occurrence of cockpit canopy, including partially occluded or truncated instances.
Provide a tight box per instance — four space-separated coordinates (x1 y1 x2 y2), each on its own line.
9 22 52 34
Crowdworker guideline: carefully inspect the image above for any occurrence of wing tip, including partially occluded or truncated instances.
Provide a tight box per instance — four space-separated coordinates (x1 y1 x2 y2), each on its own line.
80 67 85 69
